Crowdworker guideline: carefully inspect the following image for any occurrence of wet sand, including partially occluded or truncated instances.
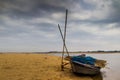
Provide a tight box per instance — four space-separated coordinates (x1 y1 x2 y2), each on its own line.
0 53 102 80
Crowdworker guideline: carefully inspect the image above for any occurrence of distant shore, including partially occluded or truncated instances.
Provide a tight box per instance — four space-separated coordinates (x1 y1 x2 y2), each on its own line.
0 51 120 54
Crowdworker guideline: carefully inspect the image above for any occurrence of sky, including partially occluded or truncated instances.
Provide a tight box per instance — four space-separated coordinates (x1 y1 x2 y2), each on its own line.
0 0 120 52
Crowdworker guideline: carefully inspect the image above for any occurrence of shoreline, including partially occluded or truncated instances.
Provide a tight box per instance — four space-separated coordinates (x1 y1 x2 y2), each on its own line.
0 52 120 54
0 53 103 80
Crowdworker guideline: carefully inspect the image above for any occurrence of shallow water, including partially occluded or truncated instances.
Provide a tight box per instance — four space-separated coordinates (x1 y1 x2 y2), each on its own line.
52 53 120 80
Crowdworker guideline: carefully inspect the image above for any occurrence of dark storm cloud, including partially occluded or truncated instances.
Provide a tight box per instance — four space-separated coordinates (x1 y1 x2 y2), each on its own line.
96 0 120 24
0 0 120 21
0 0 120 33
0 0 75 19
78 0 95 10
111 0 120 17
0 0 120 52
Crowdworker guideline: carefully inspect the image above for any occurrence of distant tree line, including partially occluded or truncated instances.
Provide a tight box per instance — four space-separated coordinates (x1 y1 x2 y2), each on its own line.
48 50 120 53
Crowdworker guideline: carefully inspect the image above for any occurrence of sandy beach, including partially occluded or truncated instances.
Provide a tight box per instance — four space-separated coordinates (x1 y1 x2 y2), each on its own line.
0 53 103 80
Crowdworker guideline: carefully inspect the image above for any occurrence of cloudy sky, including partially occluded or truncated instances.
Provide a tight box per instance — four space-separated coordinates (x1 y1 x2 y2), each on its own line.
0 0 120 52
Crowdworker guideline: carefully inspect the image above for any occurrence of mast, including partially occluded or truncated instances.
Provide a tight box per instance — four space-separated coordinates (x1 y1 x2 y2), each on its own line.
61 9 69 71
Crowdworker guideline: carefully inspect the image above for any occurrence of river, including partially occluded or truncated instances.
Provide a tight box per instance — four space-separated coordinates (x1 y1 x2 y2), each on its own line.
51 53 120 80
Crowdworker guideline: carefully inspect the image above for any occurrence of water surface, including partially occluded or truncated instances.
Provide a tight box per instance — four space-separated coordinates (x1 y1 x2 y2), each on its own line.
52 53 120 80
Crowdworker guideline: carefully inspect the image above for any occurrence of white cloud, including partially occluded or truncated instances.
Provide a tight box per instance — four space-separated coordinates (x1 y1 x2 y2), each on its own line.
69 0 113 21
69 12 92 20
29 17 58 25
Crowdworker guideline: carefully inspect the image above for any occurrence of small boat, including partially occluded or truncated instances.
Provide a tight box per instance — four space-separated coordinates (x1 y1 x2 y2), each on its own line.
58 9 106 75
64 55 106 75
67 54 107 75
70 60 100 75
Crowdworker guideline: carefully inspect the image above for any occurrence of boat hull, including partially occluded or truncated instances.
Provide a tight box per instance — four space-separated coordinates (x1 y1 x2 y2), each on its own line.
71 61 100 75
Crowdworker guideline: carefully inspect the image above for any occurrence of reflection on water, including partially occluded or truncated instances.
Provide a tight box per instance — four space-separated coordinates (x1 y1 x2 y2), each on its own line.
52 53 120 80
91 72 103 80
73 72 103 80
